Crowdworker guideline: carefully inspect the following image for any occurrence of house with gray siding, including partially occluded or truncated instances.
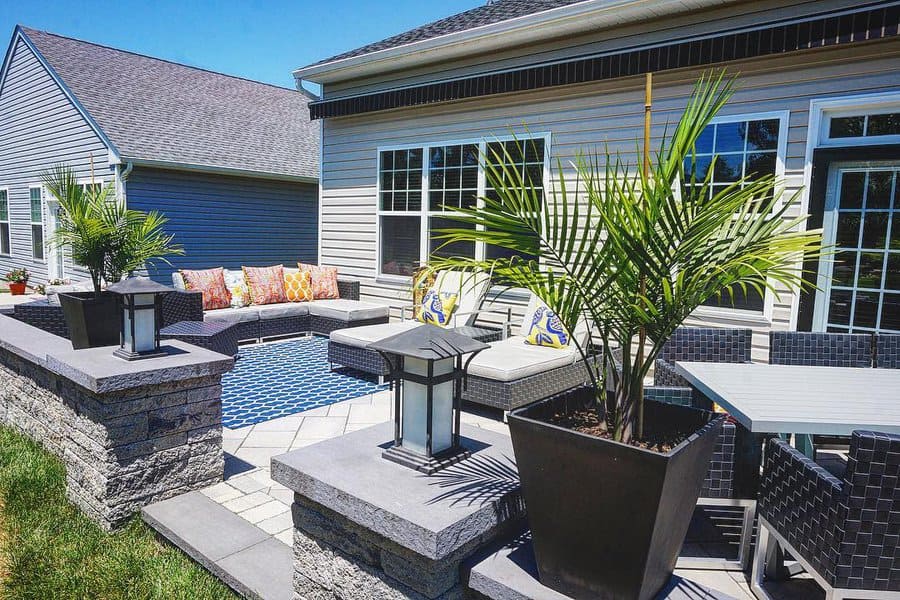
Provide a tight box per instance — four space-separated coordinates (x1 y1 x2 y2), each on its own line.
295 0 899 359
0 26 319 285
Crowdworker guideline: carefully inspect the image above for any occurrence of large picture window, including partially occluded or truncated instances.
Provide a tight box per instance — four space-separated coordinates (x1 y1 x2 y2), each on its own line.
29 186 44 260
377 136 548 277
0 189 9 256
684 113 786 313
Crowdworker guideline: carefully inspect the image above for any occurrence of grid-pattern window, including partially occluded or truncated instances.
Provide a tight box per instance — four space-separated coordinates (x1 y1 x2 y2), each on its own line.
825 168 899 333
484 139 545 263
379 149 423 276
377 137 547 277
685 117 782 313
0 189 9 256
829 112 900 139
30 187 44 260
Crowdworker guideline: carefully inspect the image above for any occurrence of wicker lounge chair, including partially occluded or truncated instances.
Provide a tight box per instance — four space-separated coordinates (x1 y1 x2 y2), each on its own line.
460 294 594 414
753 431 900 600
327 270 493 377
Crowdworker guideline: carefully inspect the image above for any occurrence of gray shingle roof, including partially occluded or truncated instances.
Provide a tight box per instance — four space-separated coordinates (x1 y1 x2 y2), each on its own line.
22 27 318 180
311 0 591 67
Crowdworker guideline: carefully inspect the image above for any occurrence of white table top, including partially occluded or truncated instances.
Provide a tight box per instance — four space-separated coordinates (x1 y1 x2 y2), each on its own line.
673 362 900 435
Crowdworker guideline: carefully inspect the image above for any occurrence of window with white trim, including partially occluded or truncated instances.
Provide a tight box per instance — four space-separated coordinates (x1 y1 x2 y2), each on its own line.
684 114 786 313
0 189 9 256
29 186 44 260
377 136 547 277
828 112 900 140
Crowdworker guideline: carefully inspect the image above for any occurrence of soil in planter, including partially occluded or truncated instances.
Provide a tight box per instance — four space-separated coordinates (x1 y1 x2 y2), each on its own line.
547 409 690 453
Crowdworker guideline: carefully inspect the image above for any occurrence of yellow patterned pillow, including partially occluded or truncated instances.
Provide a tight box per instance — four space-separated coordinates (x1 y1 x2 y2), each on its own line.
416 288 458 327
525 307 570 349
284 270 313 302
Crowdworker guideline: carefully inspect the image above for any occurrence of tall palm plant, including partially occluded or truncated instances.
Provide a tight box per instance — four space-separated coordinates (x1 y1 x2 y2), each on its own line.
42 165 183 296
431 71 823 443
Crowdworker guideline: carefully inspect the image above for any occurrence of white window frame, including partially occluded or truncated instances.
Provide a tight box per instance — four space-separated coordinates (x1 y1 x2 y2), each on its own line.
818 100 900 148
28 185 45 262
0 187 10 256
690 110 790 323
799 91 900 330
375 132 552 282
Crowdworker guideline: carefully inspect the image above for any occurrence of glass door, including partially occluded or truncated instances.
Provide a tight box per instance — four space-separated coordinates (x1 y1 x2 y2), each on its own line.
814 163 900 333
46 198 65 282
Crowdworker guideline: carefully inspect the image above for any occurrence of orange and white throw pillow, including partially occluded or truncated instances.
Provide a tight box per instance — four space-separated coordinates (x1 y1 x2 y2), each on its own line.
298 263 339 299
243 265 288 305
180 268 231 311
284 270 313 302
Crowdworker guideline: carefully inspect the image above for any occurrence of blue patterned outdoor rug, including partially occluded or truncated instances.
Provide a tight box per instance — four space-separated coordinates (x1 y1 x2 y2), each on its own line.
221 336 386 429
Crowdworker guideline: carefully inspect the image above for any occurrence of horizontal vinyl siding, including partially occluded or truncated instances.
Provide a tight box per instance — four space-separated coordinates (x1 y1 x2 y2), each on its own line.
125 168 318 283
0 37 109 285
318 40 900 361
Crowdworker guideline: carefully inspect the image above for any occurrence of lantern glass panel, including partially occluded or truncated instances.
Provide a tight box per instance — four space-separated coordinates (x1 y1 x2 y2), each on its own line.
401 356 454 455
124 293 158 353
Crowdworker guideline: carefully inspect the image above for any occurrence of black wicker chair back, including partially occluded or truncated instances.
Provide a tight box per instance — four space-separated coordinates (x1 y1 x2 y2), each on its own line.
769 331 873 368
875 334 900 369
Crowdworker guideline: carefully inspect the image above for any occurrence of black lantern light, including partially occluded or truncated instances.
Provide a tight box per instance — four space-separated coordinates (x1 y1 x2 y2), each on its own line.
368 324 488 474
107 277 173 360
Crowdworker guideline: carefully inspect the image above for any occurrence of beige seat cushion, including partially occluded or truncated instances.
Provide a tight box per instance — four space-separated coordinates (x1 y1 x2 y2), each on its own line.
309 299 389 322
203 306 260 323
329 321 420 348
466 336 579 382
256 303 310 319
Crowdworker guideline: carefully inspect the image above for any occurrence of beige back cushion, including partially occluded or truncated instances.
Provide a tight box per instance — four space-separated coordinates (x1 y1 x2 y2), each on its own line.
172 272 186 290
433 270 490 327
519 294 592 347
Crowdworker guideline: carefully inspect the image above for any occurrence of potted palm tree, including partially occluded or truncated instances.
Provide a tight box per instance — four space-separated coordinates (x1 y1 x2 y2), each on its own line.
432 72 823 599
43 165 183 349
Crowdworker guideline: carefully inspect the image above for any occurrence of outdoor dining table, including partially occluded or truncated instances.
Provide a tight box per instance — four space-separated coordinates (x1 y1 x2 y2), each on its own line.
673 362 900 455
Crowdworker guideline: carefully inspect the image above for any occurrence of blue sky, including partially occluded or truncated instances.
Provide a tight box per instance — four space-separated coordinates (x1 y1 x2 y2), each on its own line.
0 0 482 94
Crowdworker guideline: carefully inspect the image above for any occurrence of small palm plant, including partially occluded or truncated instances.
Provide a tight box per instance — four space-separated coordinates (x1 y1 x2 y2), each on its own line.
41 165 183 296
431 72 823 443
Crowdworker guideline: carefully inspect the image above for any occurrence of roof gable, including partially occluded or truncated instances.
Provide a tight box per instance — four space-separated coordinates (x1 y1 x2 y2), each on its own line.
19 27 318 181
311 0 591 67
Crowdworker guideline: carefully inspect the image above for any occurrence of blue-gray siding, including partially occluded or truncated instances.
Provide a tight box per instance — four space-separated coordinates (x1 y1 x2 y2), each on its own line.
125 168 318 282
0 36 110 285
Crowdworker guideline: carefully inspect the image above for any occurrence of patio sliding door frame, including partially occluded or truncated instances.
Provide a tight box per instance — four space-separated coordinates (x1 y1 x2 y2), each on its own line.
796 145 899 332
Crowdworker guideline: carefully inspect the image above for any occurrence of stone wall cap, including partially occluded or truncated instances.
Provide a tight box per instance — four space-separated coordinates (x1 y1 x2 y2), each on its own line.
44 340 234 394
271 422 522 561
0 314 71 366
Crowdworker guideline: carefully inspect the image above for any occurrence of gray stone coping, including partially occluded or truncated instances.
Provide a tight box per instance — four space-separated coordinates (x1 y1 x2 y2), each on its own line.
0 314 234 394
143 492 292 600
272 422 522 562
467 534 738 600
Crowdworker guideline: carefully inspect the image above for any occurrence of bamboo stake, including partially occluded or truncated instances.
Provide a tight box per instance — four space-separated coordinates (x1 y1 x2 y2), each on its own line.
636 72 652 440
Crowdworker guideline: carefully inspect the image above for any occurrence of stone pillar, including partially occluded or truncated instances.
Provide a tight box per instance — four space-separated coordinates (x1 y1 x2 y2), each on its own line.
272 422 525 600
0 315 233 529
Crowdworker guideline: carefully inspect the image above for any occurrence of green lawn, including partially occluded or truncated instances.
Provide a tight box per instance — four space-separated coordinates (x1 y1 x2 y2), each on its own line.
0 426 237 600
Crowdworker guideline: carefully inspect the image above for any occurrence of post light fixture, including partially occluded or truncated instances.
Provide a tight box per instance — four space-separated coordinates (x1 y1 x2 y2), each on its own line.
368 324 488 474
107 277 173 360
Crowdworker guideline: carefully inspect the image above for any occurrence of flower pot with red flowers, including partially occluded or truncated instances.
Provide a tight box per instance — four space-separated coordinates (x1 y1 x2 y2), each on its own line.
5 268 30 295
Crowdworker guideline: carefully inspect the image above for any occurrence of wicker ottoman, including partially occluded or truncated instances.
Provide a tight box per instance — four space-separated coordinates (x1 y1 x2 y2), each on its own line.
160 320 240 357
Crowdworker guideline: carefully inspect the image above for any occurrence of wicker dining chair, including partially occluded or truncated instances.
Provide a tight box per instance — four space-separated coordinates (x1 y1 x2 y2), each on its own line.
753 431 900 600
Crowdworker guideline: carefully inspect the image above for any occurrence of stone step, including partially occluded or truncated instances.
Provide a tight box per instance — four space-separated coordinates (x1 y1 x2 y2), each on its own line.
142 491 292 600
466 534 739 600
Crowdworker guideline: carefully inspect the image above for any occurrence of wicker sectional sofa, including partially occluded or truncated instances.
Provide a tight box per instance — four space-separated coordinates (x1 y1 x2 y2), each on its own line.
166 277 390 342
